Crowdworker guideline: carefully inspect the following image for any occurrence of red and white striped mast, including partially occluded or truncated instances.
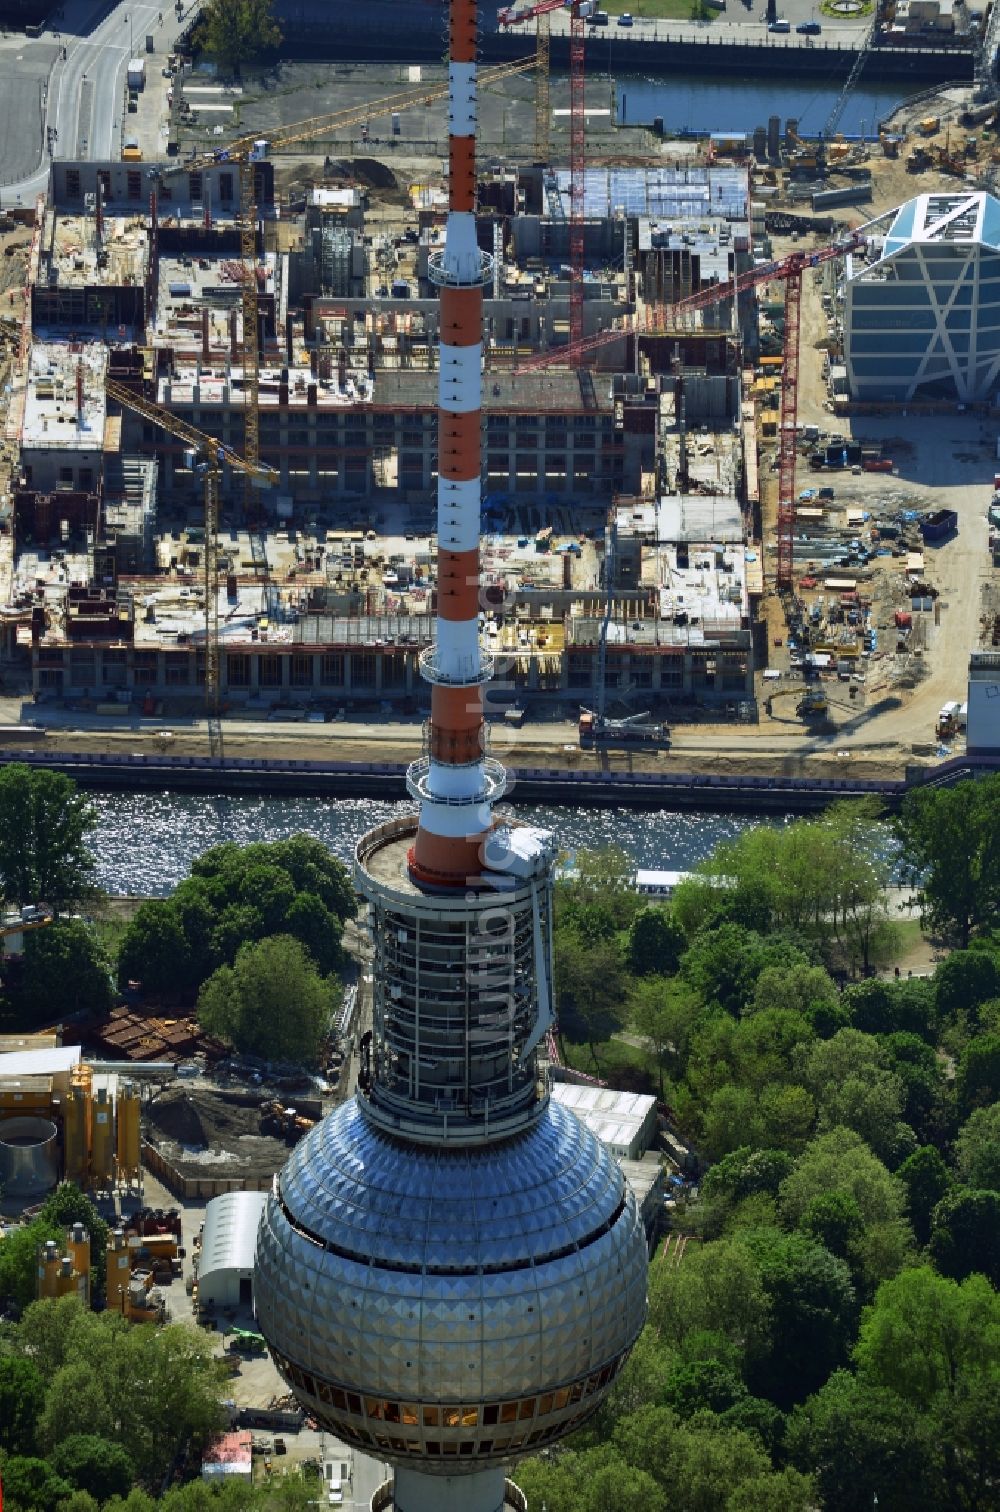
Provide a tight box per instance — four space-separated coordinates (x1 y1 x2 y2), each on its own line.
407 0 504 888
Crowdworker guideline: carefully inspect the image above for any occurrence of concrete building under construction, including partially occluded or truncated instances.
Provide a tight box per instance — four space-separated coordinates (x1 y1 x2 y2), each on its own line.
0 66 763 719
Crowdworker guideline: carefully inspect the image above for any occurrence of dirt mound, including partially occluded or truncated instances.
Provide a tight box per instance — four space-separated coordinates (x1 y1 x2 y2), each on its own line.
146 1086 290 1179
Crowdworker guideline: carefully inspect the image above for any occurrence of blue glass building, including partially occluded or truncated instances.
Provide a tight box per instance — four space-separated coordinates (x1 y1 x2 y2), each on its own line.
845 191 1000 404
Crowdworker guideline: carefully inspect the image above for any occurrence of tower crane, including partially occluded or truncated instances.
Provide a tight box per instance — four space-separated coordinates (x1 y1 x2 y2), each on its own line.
514 234 864 592
500 1 596 351
105 378 278 751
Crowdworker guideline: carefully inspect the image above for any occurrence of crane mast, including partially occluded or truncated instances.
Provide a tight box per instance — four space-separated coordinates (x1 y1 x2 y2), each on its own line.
105 378 277 750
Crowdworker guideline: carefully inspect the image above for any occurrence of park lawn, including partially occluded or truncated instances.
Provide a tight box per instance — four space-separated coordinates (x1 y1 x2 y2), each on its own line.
602 0 717 18
559 1033 660 1091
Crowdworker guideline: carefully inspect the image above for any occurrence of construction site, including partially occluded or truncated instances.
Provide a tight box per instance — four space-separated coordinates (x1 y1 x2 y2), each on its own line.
0 6 998 774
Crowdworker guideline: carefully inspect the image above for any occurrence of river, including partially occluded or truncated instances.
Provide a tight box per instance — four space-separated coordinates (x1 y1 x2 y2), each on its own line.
88 791 782 897
615 72 915 136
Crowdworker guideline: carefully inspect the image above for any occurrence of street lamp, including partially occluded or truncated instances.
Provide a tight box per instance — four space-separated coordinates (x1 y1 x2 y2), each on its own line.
124 12 133 58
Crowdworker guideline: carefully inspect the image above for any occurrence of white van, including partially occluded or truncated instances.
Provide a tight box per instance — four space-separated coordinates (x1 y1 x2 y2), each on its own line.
769 17 790 29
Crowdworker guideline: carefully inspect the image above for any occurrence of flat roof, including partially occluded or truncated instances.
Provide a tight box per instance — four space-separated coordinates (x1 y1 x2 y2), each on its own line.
550 1081 656 1152
21 343 107 450
0 1045 81 1077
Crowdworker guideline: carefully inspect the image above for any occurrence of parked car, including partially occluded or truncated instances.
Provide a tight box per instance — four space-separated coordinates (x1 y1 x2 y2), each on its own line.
796 18 822 32
617 11 634 24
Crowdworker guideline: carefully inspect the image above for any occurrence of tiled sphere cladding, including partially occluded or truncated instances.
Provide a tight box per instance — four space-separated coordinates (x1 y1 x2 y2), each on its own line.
254 1097 648 1472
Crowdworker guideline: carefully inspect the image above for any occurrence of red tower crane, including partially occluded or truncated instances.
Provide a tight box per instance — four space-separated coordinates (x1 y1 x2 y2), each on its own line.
500 0 593 353
514 235 864 591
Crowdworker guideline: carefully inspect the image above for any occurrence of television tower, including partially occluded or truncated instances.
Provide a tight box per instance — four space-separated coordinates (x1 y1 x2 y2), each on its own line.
253 3 648 1508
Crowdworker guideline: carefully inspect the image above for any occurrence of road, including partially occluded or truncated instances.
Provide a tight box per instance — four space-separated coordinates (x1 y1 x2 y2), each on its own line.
531 9 868 50
0 0 186 204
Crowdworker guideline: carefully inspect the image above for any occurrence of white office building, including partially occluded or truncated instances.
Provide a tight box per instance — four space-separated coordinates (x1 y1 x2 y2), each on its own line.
844 191 1000 403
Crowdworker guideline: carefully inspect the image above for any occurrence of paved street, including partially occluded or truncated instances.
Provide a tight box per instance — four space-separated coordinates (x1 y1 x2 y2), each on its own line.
540 8 869 48
0 0 189 204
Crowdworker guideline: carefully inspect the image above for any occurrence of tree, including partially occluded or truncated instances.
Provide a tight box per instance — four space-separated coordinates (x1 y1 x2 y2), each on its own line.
0 1354 45 1454
197 933 336 1066
750 962 838 1021
701 1080 815 1162
854 1267 1000 1410
954 1103 1000 1192
194 0 282 72
697 1147 793 1238
934 947 1000 1031
844 976 937 1041
267 835 356 921
794 1030 915 1166
627 907 685 977
928 1188 1000 1285
662 1358 746 1418
724 1469 816 1512
0 1217 63 1312
5 919 113 1027
628 975 701 1098
680 924 807 1018
798 1190 865 1263
647 1236 772 1365
554 931 625 1074
555 845 640 940
895 775 1000 948
0 1456 72 1512
20 1297 227 1486
237 863 296 933
739 1228 857 1407
955 1032 1000 1114
787 1369 942 1512
0 764 96 911
284 891 344 975
880 1031 946 1145
613 1407 776 1508
117 901 192 997
779 1129 914 1294
210 902 266 967
37 1182 109 1306
50 1434 135 1503
897 1145 951 1247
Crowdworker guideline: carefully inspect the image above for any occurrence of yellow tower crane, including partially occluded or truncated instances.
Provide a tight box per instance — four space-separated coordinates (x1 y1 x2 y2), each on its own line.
105 377 278 752
535 13 551 163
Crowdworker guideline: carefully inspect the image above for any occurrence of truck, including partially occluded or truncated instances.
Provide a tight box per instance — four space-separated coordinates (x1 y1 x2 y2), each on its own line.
127 58 146 91
862 458 893 473
579 709 670 749
936 700 966 738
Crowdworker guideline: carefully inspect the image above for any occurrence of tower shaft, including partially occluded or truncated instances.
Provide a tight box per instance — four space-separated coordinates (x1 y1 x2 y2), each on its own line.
409 0 496 889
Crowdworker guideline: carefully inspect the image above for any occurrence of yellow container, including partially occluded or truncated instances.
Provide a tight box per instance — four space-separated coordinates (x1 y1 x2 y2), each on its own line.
106 1228 132 1316
90 1088 114 1190
64 1086 91 1186
36 1238 62 1299
115 1082 141 1182
66 1222 91 1305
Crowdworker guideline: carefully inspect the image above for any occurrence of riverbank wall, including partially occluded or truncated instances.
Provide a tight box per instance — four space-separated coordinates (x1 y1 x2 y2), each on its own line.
2 746 997 814
269 25 973 85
